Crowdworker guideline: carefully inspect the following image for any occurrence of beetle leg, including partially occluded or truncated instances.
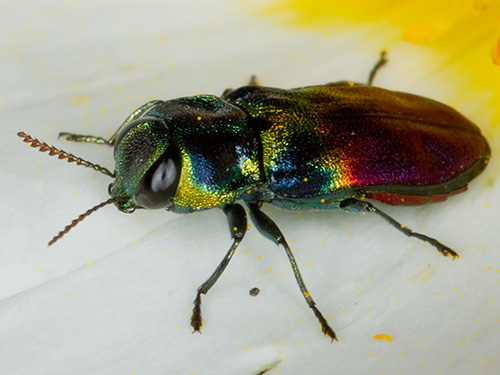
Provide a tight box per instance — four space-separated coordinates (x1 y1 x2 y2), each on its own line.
59 100 164 146
339 198 458 258
191 203 248 333
367 50 388 86
247 202 338 341
58 132 111 145
247 75 260 86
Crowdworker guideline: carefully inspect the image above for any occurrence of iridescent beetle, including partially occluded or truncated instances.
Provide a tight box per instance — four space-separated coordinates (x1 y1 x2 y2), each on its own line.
18 52 490 341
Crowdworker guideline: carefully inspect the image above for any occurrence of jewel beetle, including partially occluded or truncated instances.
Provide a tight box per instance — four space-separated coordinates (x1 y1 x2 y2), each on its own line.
18 52 490 341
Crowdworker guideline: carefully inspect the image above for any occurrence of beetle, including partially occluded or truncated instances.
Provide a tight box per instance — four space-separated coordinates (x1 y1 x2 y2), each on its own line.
18 52 490 341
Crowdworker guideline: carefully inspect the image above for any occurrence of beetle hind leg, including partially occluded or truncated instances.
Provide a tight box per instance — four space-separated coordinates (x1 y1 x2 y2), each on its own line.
247 202 338 341
340 198 458 258
190 203 247 332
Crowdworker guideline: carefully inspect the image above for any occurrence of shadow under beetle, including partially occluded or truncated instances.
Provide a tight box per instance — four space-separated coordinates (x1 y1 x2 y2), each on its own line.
18 52 491 341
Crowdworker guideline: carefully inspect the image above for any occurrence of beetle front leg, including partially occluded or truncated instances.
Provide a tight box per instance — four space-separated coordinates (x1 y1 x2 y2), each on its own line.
340 198 458 258
58 133 111 144
247 202 337 341
191 203 247 333
59 100 163 146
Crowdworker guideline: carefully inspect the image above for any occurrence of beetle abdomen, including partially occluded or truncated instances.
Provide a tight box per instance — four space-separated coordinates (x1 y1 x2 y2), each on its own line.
226 85 490 205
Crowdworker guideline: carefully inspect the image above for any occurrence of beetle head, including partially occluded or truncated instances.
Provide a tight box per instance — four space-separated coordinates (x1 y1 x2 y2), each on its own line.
108 116 182 212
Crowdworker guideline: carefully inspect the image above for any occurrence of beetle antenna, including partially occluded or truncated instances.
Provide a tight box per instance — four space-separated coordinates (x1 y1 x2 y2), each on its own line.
17 131 115 178
48 197 117 247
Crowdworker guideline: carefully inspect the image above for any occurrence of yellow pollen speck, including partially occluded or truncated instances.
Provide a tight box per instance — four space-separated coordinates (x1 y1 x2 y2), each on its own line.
436 292 440 296
306 262 311 267
320 198 325 203
368 353 374 357
486 266 492 271
477 318 481 323
400 350 404 355
340 309 344 313
256 255 262 259
373 334 393 342
138 217 142 221
290 325 294 329
99 108 107 115
269 267 272 273
303 177 308 182
244 344 248 350
233 226 238 231
303 291 310 298
395 296 399 300
197 116 202 120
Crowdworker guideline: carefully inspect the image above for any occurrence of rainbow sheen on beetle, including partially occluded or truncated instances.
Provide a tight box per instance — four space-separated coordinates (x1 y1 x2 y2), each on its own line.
18 53 490 341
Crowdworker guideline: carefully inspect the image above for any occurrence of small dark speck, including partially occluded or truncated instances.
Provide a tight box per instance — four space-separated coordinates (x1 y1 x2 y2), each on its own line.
249 287 260 296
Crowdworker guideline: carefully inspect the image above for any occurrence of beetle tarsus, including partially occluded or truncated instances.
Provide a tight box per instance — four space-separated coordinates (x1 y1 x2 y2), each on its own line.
311 305 338 342
191 292 203 333
340 198 458 258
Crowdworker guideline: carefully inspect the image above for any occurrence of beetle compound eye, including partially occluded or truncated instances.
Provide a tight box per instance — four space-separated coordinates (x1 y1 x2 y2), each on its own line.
136 144 182 209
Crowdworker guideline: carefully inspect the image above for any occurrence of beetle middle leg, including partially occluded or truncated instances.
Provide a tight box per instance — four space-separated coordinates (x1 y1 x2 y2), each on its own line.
191 203 247 333
247 202 338 341
340 198 458 258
